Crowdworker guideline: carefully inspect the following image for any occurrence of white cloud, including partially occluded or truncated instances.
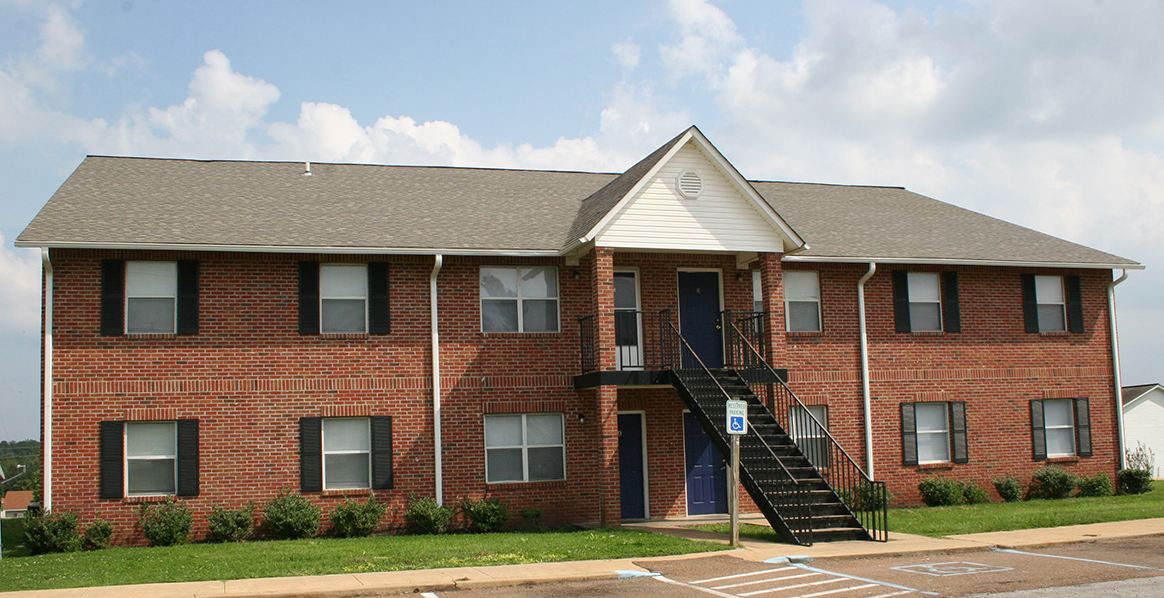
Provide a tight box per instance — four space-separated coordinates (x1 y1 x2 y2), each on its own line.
0 237 41 336
611 40 641 70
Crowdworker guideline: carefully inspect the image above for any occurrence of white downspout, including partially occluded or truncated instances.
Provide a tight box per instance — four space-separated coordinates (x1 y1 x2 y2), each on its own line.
41 248 54 511
430 254 444 505
1108 269 1128 469
857 262 877 478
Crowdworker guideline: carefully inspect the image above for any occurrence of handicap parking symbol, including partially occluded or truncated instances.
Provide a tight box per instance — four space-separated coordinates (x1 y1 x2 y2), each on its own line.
729 416 745 433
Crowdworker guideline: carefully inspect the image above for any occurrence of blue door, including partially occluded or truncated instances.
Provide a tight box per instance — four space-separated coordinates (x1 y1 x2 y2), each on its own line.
678 271 723 368
618 413 646 519
684 412 727 515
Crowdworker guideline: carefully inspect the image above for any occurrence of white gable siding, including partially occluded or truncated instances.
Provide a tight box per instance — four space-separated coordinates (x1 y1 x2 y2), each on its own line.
1124 387 1164 479
596 142 786 252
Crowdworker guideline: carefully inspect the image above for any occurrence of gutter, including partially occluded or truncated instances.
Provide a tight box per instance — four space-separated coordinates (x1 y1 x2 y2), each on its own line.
783 254 1144 271
857 262 877 477
41 248 54 511
1108 269 1128 469
430 254 444 505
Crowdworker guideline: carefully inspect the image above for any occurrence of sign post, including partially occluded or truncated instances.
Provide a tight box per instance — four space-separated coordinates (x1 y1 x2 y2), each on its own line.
725 399 748 548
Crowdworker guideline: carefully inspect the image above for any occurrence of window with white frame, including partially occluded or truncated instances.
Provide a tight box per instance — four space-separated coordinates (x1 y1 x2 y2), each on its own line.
785 271 822 332
484 413 565 483
320 264 368 333
125 421 177 496
1042 399 1076 457
791 404 829 466
907 272 942 332
914 402 950 463
1035 275 1066 332
125 261 177 334
322 418 371 490
752 270 763 313
480 267 559 332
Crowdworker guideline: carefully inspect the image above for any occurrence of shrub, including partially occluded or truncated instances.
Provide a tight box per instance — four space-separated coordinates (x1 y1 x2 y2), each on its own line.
404 496 453 535
262 491 321 540
961 481 990 504
520 507 543 531
140 498 193 546
919 477 964 506
82 519 113 551
993 477 1022 502
1126 441 1156 473
1028 466 1077 499
22 511 82 554
330 497 387 538
838 483 893 511
1077 473 1113 497
207 504 254 542
461 498 508 533
1117 468 1154 495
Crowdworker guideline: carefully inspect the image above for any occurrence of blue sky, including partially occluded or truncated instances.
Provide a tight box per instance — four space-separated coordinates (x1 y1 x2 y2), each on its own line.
1 0 1161 440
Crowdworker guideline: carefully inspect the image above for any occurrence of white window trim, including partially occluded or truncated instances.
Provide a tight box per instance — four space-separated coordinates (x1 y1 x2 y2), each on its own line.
1035 275 1067 333
915 402 951 465
124 421 177 498
321 417 373 491
783 270 822 333
907 271 943 333
319 264 369 334
124 261 178 335
614 268 644 369
484 413 566 484
479 266 561 333
1043 399 1077 458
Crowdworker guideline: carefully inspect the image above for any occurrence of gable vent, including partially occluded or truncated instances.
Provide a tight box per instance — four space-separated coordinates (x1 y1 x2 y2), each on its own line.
677 170 703 199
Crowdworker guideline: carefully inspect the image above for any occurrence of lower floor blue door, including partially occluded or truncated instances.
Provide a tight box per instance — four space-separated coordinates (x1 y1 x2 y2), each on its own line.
618 413 646 519
684 412 727 515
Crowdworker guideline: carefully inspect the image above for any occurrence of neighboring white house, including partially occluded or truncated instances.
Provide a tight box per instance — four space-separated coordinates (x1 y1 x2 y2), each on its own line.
0 490 33 519
1123 383 1164 479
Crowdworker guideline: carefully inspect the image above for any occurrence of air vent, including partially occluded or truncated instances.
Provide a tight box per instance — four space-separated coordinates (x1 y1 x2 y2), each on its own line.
677 170 703 199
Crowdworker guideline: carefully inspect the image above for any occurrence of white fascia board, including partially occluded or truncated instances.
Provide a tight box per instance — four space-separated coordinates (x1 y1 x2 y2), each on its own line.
783 254 1145 270
15 240 561 257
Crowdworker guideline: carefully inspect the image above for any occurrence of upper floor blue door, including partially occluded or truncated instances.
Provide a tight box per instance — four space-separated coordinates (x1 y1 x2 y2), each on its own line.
678 271 723 368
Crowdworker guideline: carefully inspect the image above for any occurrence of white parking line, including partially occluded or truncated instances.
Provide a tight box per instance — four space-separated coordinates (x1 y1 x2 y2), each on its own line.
791 563 934 596
793 583 878 597
693 567 797 584
654 574 738 597
866 591 914 598
713 572 819 589
738 577 848 596
992 547 1162 571
420 593 439 598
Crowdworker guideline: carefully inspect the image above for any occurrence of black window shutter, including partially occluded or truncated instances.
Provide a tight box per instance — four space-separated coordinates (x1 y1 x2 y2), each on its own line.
1065 275 1084 333
941 272 961 333
368 263 390 335
176 261 200 335
892 271 911 333
100 260 125 336
298 262 320 335
370 416 393 490
176 419 200 497
1075 398 1092 457
299 417 322 492
99 421 124 499
950 401 969 464
1030 400 1047 461
1021 274 1039 333
901 403 918 466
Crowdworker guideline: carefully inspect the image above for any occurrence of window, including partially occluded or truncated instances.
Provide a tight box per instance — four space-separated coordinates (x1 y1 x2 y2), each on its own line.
1042 399 1076 457
914 403 950 463
785 271 822 332
907 272 942 332
125 261 177 334
752 270 763 313
1035 275 1066 332
322 418 371 490
320 264 368 333
480 267 560 332
125 422 176 496
791 405 829 466
484 413 565 483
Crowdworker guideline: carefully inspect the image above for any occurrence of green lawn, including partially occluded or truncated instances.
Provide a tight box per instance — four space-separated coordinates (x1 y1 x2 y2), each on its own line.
693 482 1164 541
0 528 724 592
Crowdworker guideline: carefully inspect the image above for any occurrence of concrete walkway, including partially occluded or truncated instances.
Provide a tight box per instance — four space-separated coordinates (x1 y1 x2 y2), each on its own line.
6 518 1164 598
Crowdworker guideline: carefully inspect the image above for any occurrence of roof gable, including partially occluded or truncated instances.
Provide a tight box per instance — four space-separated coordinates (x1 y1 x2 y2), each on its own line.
1123 383 1164 407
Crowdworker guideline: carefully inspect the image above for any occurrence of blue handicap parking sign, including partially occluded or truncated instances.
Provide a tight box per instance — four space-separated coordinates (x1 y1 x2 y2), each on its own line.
729 416 745 433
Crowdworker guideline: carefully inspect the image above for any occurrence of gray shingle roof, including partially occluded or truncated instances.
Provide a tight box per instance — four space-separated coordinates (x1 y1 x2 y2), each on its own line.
1122 383 1163 405
17 144 1140 269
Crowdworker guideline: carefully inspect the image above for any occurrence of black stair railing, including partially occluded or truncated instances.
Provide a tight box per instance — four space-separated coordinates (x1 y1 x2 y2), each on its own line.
658 309 815 545
724 316 890 542
579 311 652 373
578 314 597 373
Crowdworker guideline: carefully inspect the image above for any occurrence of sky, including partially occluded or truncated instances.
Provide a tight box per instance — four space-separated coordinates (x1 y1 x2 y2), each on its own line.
1 0 1161 441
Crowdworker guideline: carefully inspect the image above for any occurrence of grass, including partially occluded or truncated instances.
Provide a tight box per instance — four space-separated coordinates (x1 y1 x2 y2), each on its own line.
692 482 1164 541
0 528 724 592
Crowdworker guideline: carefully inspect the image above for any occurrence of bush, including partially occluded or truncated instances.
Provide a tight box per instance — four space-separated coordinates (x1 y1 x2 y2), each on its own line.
22 511 82 554
207 504 254 542
919 477 965 506
1028 466 1077 499
461 498 508 533
330 497 387 538
404 496 453 535
837 483 893 511
82 519 113 550
993 477 1023 502
1117 468 1154 495
1077 473 1113 497
262 491 321 540
1126 441 1156 473
520 507 543 531
140 498 193 546
961 481 990 504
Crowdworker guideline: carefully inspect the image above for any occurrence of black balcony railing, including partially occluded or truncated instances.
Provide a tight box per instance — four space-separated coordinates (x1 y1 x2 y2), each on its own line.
579 310 651 373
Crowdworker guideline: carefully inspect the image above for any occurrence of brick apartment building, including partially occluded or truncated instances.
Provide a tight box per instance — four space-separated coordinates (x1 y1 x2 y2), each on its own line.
17 127 1141 545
